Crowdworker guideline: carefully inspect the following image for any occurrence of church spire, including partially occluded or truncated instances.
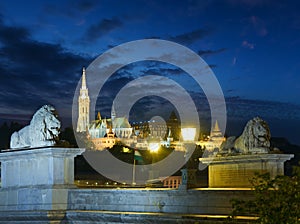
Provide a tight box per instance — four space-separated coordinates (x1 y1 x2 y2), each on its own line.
81 67 87 89
76 67 90 132
213 120 220 132
210 120 223 138
111 102 116 121
97 111 101 120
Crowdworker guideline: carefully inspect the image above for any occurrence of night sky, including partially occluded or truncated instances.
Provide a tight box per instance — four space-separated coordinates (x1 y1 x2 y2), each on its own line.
0 0 299 144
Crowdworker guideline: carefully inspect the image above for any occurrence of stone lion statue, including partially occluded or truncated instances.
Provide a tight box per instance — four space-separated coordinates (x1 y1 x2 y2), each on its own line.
10 105 61 149
220 117 271 154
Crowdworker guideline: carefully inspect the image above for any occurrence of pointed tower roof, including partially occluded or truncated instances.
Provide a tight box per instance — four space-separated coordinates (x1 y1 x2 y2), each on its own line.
81 67 87 89
210 120 223 138
97 111 101 120
213 120 220 132
111 102 116 120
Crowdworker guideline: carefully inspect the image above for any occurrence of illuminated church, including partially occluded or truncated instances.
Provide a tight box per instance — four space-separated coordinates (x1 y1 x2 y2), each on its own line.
76 67 217 150
76 68 133 149
88 107 132 139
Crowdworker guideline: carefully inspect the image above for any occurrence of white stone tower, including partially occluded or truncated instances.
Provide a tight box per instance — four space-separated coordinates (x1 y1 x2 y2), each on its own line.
76 67 90 132
111 102 116 121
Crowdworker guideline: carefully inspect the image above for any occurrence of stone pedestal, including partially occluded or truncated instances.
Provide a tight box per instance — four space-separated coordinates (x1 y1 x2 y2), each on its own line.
178 168 197 190
200 154 294 188
0 147 84 210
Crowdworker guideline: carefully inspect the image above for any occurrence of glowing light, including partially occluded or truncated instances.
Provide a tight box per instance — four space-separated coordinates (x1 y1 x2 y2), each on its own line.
181 128 196 141
149 142 160 152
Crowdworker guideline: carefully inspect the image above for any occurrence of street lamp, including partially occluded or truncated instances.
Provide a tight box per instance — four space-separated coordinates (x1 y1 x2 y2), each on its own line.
179 127 197 190
148 142 160 186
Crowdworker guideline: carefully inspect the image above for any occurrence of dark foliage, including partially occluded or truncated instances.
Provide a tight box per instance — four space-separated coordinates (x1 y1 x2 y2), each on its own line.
230 165 300 224
0 122 23 149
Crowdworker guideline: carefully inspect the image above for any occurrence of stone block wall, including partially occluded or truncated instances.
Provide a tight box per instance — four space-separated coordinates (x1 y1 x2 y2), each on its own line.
68 188 254 215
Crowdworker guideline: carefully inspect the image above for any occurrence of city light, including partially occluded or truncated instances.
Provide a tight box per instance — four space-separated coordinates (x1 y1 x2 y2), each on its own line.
149 142 160 152
181 128 196 142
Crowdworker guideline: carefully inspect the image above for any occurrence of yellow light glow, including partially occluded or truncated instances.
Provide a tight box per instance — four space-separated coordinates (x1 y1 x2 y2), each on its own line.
149 142 160 152
181 128 196 141
122 147 130 153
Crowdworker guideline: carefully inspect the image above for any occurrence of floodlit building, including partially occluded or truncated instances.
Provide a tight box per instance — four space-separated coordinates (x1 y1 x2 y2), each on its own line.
197 120 225 153
76 68 133 150
163 176 181 188
88 109 133 139
76 67 196 151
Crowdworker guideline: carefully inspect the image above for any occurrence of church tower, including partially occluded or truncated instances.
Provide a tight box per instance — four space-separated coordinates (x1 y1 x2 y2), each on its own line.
76 67 90 132
111 102 116 121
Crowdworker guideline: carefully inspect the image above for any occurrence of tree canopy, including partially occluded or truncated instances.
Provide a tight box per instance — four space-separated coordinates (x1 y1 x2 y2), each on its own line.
230 165 300 224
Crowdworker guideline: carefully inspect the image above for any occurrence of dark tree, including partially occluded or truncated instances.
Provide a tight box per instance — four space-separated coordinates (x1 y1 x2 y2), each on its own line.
59 127 77 147
0 122 23 149
230 165 300 224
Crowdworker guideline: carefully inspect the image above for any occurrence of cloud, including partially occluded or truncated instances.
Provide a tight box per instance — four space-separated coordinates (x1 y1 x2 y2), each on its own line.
71 0 99 12
169 28 213 45
226 89 236 93
44 0 99 18
0 17 92 121
188 0 215 14
227 0 271 8
242 40 255 49
232 57 237 65
226 97 300 121
208 64 217 68
0 20 29 44
198 48 226 57
249 15 268 36
83 17 123 42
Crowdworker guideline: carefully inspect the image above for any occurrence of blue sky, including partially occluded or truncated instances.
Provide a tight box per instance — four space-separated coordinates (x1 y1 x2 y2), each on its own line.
0 0 299 144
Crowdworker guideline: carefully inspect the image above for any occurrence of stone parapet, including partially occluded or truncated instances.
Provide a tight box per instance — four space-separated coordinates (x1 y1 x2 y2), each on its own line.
0 147 85 210
0 210 256 224
200 154 294 188
0 147 84 188
67 188 254 215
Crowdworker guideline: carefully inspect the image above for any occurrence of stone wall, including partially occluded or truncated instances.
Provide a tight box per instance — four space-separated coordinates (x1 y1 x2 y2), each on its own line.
0 147 84 211
0 188 255 223
200 154 294 188
0 210 255 224
68 188 254 215
0 147 256 223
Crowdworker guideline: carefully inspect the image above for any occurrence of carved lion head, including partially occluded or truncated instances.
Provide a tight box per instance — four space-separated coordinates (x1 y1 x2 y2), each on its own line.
44 106 61 140
30 105 61 142
244 117 270 149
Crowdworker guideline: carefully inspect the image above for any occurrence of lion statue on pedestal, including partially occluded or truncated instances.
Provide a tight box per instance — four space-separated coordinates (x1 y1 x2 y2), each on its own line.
10 105 61 149
220 117 271 154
